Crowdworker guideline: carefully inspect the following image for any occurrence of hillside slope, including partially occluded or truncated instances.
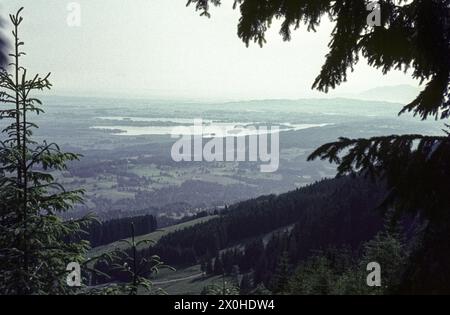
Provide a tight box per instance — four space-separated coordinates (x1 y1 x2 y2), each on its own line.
91 176 389 293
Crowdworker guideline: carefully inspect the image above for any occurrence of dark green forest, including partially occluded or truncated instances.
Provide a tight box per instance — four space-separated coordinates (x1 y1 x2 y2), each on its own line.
82 214 157 248
93 176 417 294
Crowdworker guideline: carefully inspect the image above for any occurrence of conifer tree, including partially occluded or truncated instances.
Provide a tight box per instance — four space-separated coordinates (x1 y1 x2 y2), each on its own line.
0 8 93 295
271 251 292 294
88 222 173 295
109 223 172 295
360 221 408 294
186 2 450 210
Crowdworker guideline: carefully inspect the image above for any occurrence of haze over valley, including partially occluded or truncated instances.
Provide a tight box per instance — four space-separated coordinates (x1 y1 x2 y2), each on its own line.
15 93 443 221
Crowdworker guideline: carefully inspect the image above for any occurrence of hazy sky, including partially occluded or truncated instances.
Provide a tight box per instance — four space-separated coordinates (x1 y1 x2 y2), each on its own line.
0 0 421 100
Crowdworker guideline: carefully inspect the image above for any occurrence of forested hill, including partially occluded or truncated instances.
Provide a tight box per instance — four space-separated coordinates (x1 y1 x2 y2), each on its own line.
84 214 158 248
92 176 391 288
143 176 387 266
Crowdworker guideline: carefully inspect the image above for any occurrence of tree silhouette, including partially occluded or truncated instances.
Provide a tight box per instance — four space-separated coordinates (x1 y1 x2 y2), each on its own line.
188 0 450 292
0 8 93 295
109 223 172 295
188 0 449 119
88 222 174 295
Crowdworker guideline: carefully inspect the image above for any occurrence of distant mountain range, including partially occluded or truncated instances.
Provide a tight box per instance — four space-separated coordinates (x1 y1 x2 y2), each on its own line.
355 84 420 104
